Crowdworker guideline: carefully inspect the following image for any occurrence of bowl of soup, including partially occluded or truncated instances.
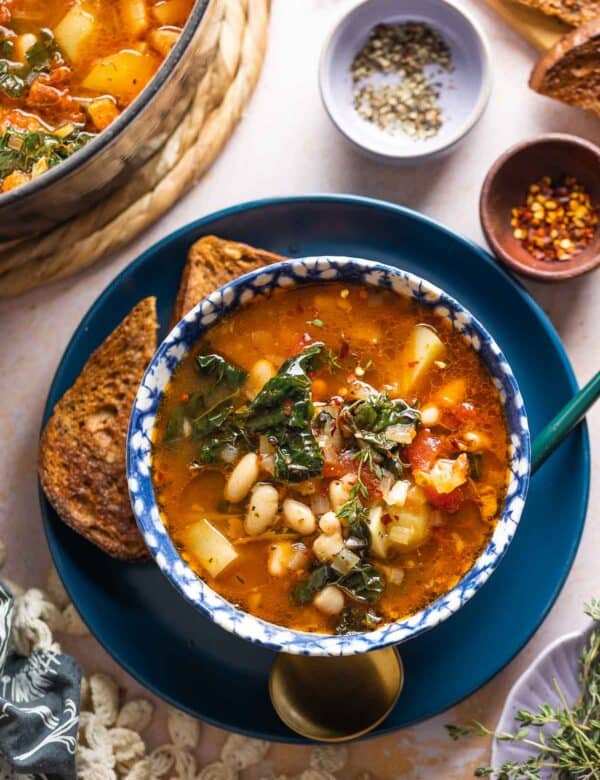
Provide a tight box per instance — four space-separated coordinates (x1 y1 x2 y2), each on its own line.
0 0 211 237
127 256 530 655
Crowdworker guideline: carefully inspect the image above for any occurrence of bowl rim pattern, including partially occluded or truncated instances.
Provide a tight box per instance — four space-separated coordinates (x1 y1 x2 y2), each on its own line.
127 256 531 656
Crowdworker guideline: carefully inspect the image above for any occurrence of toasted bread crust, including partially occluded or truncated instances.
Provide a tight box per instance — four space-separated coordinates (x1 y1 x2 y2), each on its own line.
39 297 158 560
170 235 286 326
530 18 600 113
517 0 600 27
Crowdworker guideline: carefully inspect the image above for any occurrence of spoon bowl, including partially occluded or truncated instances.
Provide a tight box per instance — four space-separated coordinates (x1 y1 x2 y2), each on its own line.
269 647 403 742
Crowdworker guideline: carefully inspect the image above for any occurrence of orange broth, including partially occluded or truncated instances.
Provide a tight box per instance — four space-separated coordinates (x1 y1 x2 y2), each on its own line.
153 282 509 634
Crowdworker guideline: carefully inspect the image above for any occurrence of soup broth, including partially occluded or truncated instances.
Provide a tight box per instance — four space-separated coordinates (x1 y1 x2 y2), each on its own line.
0 0 194 190
153 282 510 635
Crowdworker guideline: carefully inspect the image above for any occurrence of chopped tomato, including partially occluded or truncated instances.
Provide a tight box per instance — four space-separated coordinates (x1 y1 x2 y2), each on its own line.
405 428 443 471
455 402 476 422
322 451 381 498
425 485 465 513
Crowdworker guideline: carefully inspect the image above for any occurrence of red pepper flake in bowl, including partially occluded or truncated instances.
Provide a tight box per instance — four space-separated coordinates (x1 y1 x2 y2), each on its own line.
511 176 598 262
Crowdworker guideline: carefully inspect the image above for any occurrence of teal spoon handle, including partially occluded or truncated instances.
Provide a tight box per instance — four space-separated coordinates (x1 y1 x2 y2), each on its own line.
531 371 600 475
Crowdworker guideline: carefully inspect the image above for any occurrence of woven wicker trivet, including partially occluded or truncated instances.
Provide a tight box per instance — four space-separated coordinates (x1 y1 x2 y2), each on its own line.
0 0 270 299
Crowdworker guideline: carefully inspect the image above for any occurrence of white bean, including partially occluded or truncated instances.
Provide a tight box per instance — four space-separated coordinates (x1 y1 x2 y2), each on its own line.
318 511 341 536
420 403 440 426
463 430 491 451
313 585 345 616
268 541 293 577
384 479 410 508
313 531 344 562
328 474 355 512
282 499 317 535
246 359 276 399
244 483 279 535
224 453 259 503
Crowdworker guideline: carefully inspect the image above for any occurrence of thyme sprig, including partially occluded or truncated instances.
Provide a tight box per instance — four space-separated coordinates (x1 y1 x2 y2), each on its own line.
447 600 600 780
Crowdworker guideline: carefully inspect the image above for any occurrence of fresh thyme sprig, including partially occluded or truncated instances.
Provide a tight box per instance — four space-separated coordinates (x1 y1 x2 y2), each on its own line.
447 600 600 780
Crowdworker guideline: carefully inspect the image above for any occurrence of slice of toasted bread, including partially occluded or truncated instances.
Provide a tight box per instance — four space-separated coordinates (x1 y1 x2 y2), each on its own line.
39 297 158 560
530 19 600 113
517 0 600 27
170 235 286 326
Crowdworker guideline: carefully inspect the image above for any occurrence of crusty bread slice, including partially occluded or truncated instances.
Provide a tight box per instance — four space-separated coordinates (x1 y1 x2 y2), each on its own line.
530 18 600 114
170 235 286 326
39 297 158 560
517 0 600 27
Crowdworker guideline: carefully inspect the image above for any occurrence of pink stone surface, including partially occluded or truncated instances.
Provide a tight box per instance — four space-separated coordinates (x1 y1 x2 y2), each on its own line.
0 1 598 777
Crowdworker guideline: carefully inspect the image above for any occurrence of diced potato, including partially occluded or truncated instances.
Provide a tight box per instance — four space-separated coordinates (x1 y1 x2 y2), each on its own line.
368 505 389 559
434 378 466 408
1 170 30 192
120 0 149 37
151 0 192 27
414 454 469 495
82 50 159 103
388 504 431 550
184 518 238 578
14 33 37 63
148 27 180 58
399 324 445 396
87 97 120 131
55 4 96 64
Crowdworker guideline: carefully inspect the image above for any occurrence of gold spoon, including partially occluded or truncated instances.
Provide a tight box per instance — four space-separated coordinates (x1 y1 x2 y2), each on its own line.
269 647 403 742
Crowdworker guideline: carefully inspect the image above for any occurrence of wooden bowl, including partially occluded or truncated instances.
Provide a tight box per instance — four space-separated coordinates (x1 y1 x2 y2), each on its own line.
480 134 600 282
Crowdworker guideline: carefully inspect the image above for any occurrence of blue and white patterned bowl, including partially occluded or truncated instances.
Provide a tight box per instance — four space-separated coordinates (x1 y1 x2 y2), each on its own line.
127 257 530 656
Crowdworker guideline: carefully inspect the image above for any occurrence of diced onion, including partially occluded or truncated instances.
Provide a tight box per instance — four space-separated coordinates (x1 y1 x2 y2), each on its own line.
220 443 239 463
331 547 361 575
384 424 416 444
310 492 330 516
182 417 192 438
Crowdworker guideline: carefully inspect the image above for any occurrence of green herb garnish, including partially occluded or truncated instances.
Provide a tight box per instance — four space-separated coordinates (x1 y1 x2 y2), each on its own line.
447 600 600 779
308 318 324 328
0 128 95 180
338 392 420 477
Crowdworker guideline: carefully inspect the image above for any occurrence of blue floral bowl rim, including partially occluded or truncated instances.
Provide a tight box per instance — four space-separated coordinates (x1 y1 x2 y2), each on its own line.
127 256 531 656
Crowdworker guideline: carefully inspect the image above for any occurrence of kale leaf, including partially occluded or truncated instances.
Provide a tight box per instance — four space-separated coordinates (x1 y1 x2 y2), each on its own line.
0 128 95 179
291 565 336 605
164 353 247 449
337 562 385 604
245 343 326 482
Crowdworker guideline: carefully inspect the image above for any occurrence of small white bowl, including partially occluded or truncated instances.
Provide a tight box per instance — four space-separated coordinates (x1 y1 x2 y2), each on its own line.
492 623 594 775
319 0 492 164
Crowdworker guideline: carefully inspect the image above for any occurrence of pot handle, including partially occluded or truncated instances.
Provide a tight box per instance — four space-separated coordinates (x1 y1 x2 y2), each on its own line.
531 370 600 475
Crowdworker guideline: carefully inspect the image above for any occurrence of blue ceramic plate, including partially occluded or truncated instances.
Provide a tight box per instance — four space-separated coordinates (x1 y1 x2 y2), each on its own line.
40 195 590 742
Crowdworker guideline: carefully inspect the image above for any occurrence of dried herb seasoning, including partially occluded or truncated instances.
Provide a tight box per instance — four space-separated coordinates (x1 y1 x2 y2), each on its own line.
350 22 453 140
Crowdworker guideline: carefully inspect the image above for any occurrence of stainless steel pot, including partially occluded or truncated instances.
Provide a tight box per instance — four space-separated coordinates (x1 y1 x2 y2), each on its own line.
0 0 215 239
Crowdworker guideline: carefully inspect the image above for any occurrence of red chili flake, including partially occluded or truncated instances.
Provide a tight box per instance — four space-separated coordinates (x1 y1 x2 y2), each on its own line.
283 400 293 417
339 340 350 359
180 392 190 402
382 513 392 525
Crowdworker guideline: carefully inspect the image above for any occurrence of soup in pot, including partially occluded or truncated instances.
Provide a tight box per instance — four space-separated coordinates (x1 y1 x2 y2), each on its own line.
153 282 510 635
0 0 194 191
